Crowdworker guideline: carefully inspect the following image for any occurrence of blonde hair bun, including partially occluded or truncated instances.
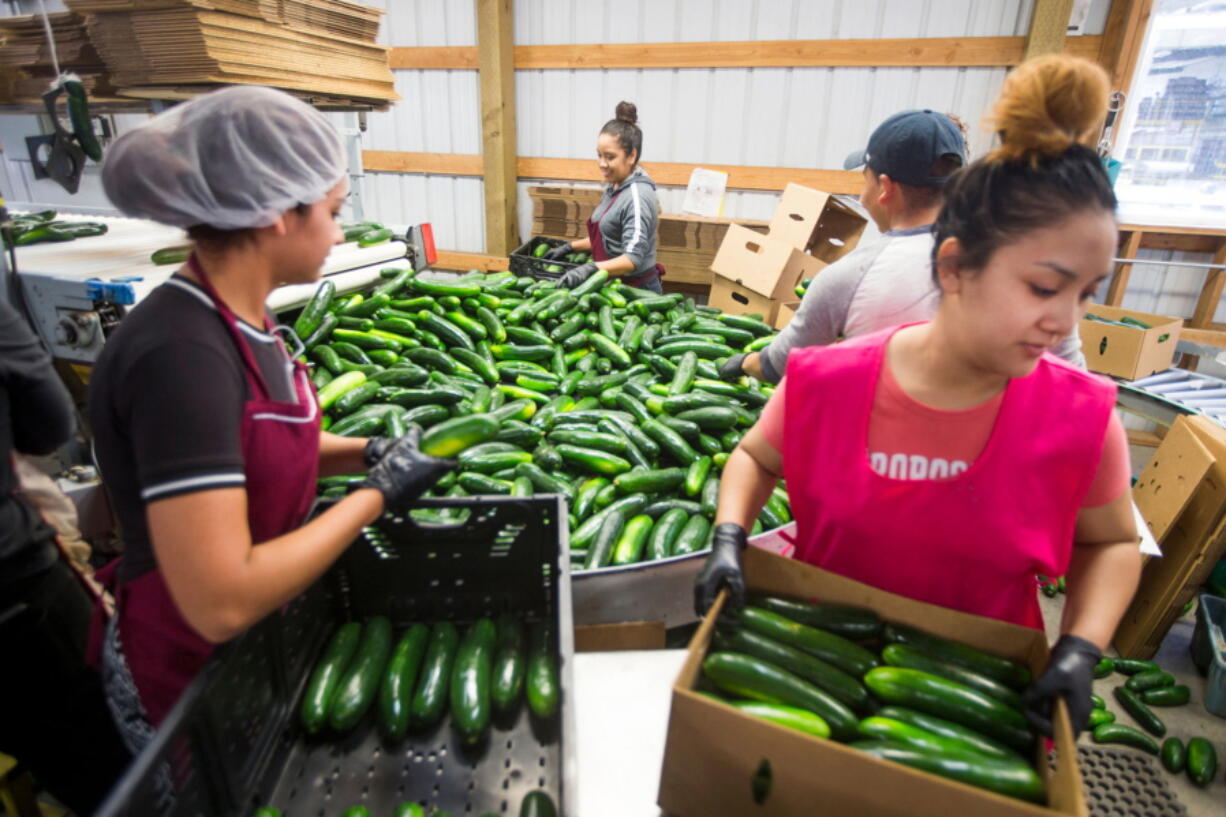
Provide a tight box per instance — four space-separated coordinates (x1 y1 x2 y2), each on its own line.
987 54 1109 165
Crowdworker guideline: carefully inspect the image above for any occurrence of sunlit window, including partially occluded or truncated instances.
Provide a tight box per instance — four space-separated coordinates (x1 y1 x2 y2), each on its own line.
1113 0 1226 228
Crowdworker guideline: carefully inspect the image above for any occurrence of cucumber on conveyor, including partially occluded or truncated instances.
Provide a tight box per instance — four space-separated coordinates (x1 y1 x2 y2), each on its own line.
301 621 362 734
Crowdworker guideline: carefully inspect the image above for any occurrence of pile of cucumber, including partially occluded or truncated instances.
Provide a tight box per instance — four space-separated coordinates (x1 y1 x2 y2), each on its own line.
252 788 555 817
6 210 108 246
700 595 1047 804
1089 656 1218 787
300 615 559 745
293 267 793 570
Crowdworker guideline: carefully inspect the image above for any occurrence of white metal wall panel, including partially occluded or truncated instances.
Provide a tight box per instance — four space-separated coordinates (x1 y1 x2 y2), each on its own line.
368 172 486 253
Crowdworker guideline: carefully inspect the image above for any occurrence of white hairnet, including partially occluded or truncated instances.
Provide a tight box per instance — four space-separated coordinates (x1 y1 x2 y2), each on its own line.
102 86 347 230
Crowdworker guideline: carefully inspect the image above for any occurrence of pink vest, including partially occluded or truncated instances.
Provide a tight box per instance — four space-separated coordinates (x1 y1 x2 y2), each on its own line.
782 325 1116 629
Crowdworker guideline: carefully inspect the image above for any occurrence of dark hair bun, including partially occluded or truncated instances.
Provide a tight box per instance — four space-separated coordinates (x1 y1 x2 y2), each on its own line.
615 101 638 125
988 55 1109 165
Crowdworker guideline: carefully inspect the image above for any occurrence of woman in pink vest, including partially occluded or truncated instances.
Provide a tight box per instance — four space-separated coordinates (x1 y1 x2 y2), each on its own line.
695 55 1142 739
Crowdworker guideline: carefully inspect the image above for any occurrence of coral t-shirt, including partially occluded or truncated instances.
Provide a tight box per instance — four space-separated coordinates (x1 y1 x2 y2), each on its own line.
758 354 1129 507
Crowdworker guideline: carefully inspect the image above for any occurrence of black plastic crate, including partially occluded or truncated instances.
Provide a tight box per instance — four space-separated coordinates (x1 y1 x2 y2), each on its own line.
509 237 581 281
96 496 576 817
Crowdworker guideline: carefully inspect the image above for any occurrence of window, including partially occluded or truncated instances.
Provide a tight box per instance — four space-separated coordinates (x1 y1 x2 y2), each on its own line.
1113 0 1226 227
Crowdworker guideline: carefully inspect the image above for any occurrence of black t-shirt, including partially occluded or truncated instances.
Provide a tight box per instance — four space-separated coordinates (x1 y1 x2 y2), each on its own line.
89 274 299 583
0 301 74 585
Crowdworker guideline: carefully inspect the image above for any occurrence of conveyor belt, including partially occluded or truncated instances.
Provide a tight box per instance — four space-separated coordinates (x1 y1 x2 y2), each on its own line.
1117 369 1226 428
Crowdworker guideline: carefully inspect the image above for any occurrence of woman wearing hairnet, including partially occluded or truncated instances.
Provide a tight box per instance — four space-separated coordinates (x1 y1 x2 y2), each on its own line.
87 87 453 751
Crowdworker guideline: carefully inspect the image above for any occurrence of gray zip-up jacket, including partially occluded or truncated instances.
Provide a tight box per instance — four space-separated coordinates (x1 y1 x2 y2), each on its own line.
592 166 659 277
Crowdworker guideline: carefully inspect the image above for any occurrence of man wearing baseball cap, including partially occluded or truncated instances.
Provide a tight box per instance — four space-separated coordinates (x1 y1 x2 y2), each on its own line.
721 109 1085 382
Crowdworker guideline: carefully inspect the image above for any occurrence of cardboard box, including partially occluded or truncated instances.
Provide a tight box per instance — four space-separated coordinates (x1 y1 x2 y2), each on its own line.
768 183 867 263
658 547 1086 817
1115 415 1226 658
774 300 800 329
1079 305 1182 380
709 225 824 321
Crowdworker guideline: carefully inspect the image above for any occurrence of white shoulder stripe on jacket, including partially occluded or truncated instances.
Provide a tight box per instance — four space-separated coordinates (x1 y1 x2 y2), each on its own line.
625 182 644 254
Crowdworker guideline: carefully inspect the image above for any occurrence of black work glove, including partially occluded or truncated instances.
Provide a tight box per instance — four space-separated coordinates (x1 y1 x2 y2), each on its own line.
719 353 748 381
362 436 395 468
1022 634 1102 739
542 241 572 261
360 425 455 511
694 523 748 617
558 261 599 289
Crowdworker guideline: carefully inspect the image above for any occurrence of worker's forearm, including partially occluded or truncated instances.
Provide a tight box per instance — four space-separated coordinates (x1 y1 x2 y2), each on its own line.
318 431 368 476
741 352 764 380
1060 540 1143 650
570 238 592 252
597 254 637 275
715 445 780 531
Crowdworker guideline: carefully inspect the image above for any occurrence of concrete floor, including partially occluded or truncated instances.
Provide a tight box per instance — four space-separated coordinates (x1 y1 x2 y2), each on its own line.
1037 592 1225 814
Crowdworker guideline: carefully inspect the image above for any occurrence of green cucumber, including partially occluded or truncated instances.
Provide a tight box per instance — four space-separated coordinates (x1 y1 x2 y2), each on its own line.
882 623 1031 689
874 706 1022 760
643 418 699 466
411 622 460 727
525 621 560 719
515 462 573 497
881 644 1023 709
1125 669 1175 692
718 699 830 739
519 790 557 817
317 371 367 410
684 456 712 497
1092 722 1159 754
572 477 610 520
1161 737 1185 773
613 467 686 495
668 351 698 395
1112 658 1160 675
329 616 393 732
746 595 882 640
463 450 534 474
583 511 625 569
294 279 336 338
547 429 628 456
701 651 859 741
404 347 458 373
1139 684 1190 706
713 626 868 711
738 607 880 678
1093 657 1115 678
863 667 1034 752
491 616 526 716
450 618 496 744
672 514 710 555
555 444 632 476
379 623 430 741
1087 708 1116 728
1186 737 1216 786
1113 686 1165 737
850 740 1044 804
451 348 499 384
300 621 362 733
611 514 654 566
419 413 500 457
676 406 739 431
646 508 688 560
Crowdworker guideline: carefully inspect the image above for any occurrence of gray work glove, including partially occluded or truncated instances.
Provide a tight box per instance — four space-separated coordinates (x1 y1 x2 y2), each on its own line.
694 523 748 617
558 261 599 289
361 425 455 511
542 241 572 261
719 353 748 381
362 437 395 468
1022 634 1102 739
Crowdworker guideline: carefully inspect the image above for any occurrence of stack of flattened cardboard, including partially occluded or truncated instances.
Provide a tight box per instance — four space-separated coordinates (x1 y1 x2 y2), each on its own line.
0 12 114 103
65 0 395 108
527 184 769 287
709 183 867 325
1116 414 1226 659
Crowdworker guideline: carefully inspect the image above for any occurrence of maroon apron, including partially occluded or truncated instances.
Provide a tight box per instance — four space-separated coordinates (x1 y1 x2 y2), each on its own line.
91 255 321 728
587 182 664 288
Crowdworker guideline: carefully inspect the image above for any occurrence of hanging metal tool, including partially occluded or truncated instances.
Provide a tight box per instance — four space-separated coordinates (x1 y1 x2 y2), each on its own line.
1098 91 1126 158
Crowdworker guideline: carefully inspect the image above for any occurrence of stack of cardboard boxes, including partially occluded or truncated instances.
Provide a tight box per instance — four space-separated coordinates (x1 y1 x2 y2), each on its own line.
710 183 866 328
527 185 769 288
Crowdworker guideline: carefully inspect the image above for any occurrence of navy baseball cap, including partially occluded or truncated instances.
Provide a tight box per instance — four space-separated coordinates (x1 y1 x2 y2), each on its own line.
843 109 966 187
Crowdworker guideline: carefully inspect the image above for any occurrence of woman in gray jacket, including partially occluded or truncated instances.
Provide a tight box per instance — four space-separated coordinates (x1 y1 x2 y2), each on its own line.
546 101 665 293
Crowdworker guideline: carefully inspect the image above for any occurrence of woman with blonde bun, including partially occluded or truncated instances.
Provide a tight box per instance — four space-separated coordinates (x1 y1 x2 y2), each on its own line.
696 55 1141 741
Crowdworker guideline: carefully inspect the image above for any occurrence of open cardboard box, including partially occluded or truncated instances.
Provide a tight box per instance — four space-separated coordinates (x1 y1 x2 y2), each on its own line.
773 300 800 330
710 225 824 323
1115 415 1226 658
768 183 867 263
1079 304 1182 381
658 547 1086 817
